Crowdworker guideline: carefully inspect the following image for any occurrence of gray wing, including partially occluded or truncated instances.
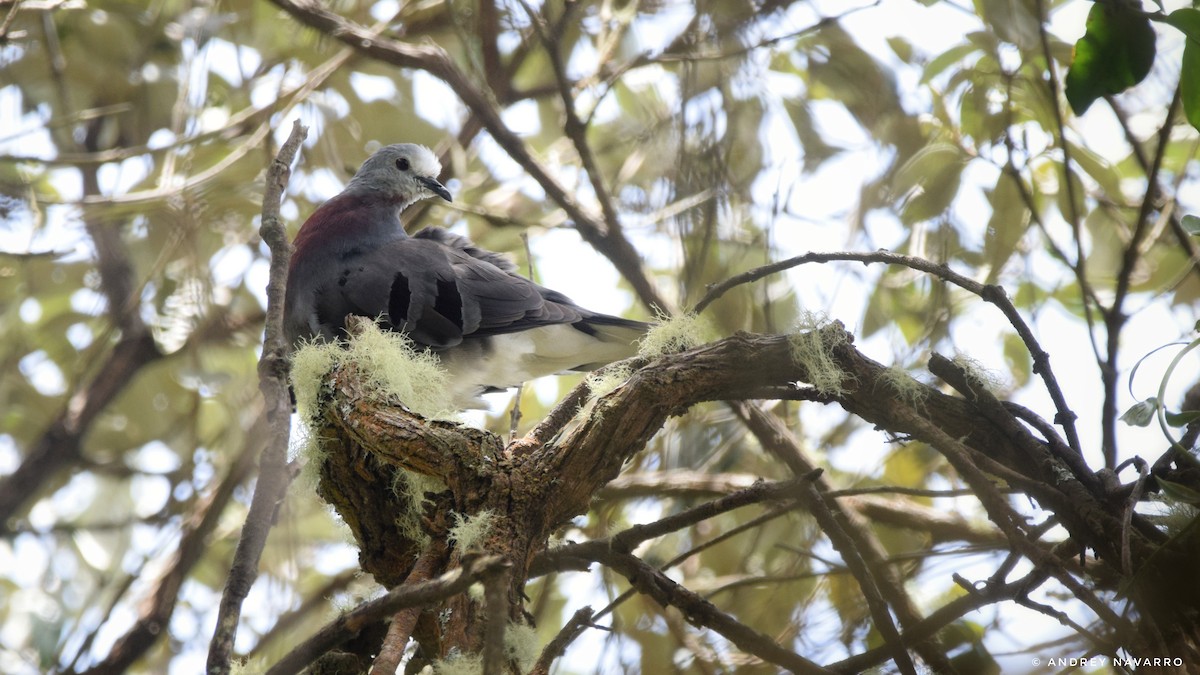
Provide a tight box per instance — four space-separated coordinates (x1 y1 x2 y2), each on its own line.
412 227 519 273
314 236 591 349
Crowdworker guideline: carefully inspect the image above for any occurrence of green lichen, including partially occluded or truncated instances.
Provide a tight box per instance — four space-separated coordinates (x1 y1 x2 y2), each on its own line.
433 653 483 675
389 469 446 549
290 322 458 422
951 353 1005 395
448 510 495 551
390 468 447 508
638 311 710 358
788 312 851 396
342 322 456 420
505 622 540 672
425 626 537 674
878 364 929 413
585 363 633 400
291 325 459 494
290 339 341 420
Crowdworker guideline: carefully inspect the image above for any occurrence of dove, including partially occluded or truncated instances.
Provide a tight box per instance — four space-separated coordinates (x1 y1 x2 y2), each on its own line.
283 143 648 407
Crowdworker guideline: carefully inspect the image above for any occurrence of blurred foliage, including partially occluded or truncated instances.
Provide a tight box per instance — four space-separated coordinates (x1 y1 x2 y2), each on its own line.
0 0 1197 673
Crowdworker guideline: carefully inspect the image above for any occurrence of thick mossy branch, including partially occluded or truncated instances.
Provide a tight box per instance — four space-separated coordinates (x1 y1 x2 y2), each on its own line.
317 362 500 485
306 326 1181 658
312 328 1151 563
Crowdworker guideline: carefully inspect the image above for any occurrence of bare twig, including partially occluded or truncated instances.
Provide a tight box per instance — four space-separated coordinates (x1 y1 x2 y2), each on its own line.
265 555 510 675
601 549 833 674
734 403 922 675
1015 594 1114 650
528 607 595 675
206 120 307 675
507 232 537 443
1106 94 1200 287
517 0 625 243
883 391 1137 639
538 499 805 634
1100 86 1182 467
830 569 1051 672
692 249 1084 455
369 549 445 675
1116 457 1150 577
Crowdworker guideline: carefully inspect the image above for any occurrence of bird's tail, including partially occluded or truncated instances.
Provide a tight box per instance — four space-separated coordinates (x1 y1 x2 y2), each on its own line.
568 314 650 371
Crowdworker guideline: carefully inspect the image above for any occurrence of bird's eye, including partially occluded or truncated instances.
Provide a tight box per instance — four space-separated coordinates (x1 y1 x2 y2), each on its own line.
395 157 410 172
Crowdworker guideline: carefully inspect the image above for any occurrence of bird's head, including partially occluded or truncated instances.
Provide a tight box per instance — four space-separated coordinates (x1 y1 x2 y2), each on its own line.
346 143 453 208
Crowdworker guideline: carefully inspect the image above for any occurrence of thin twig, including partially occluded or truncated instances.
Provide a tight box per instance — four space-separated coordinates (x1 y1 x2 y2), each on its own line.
517 0 625 244
692 249 1084 455
1106 94 1200 288
601 550 833 674
884 393 1137 639
1015 594 1114 651
0 0 23 41
1100 86 1182 467
369 549 445 674
528 607 595 675
734 403 922 675
831 569 1051 672
507 232 538 443
264 555 510 675
206 120 307 675
1115 457 1149 577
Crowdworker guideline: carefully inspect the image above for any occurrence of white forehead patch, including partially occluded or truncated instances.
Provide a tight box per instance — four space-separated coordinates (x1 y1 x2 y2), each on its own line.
384 143 441 176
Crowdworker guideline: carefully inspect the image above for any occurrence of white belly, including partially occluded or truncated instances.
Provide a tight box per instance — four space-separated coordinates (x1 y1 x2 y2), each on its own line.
437 324 639 408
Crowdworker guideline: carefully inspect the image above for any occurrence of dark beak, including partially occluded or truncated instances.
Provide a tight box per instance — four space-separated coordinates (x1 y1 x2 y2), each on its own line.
418 175 452 202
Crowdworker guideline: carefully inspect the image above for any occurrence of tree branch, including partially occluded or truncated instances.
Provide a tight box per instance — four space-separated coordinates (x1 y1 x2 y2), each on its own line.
207 120 307 675
369 547 445 675
600 549 833 674
692 249 1083 454
265 555 510 675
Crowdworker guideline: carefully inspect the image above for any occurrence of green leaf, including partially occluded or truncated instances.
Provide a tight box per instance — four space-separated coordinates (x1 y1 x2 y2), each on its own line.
1165 9 1200 131
1162 8 1200 43
1183 214 1200 236
890 143 966 224
1065 2 1157 114
921 42 980 85
1157 477 1200 505
1165 410 1200 427
1120 397 1159 427
1002 332 1033 387
983 176 1032 283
